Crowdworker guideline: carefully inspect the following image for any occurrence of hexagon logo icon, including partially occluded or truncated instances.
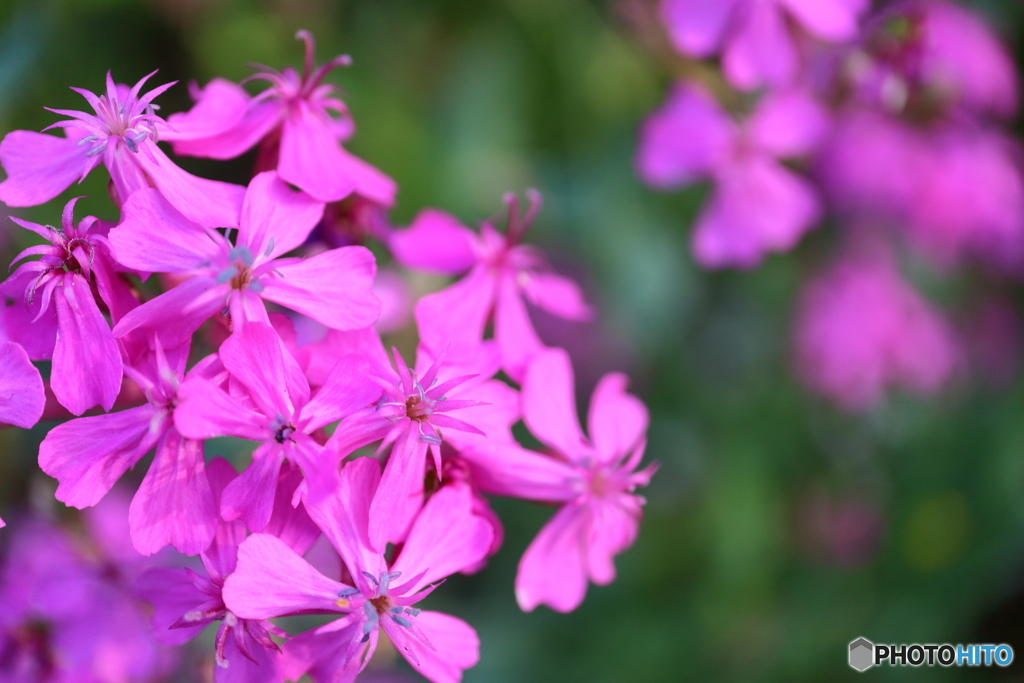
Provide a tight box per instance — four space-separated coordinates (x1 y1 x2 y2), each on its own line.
849 638 874 672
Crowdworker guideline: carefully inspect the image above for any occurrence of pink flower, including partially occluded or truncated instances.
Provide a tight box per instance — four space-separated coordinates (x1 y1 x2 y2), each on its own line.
0 72 244 227
326 344 494 550
463 348 654 613
222 456 491 683
173 321 380 532
135 458 319 683
660 0 869 90
0 505 177 683
637 82 825 268
2 197 129 414
793 247 959 410
0 341 45 429
390 191 591 381
38 340 219 556
164 31 396 206
110 171 380 349
845 0 1018 118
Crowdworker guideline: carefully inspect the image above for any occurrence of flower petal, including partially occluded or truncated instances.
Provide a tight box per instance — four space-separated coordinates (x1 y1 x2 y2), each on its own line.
174 376 270 441
587 372 649 464
223 533 350 620
52 274 123 415
239 171 325 261
133 567 209 646
304 457 386 593
522 348 587 458
220 443 285 532
369 429 427 551
399 611 480 683
391 483 494 594
515 503 589 613
128 428 217 556
659 0 738 57
299 353 379 432
389 209 479 275
259 247 380 330
169 98 282 160
113 276 228 350
112 188 225 272
0 130 91 206
278 101 357 202
134 142 245 228
636 81 733 188
38 405 158 508
0 341 45 428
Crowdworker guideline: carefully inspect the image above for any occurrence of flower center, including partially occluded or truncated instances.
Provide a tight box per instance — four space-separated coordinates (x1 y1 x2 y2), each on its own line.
405 394 433 422
274 423 295 444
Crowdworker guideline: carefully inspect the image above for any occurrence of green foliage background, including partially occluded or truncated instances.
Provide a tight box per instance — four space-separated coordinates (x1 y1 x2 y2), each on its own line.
2 0 1024 681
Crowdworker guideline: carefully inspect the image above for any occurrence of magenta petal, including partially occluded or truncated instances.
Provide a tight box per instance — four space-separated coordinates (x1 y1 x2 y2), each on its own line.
0 341 45 428
778 0 865 41
282 619 370 683
461 443 579 501
391 484 494 594
128 429 216 556
305 457 386 592
368 429 427 551
52 274 123 415
278 101 357 202
162 78 251 142
495 270 545 383
264 460 321 557
114 277 228 349
223 533 349 620
585 495 642 585
134 142 245 228
519 271 592 321
217 627 283 683
636 81 733 189
175 376 269 441
239 171 325 261
414 267 497 354
522 348 587 458
260 247 380 330
0 130 90 206
659 0 738 57
692 156 820 269
220 321 303 421
587 372 649 464
220 443 285 532
171 100 283 160
1 270 58 359
38 405 157 508
747 89 830 159
515 503 589 613
722 2 798 90
299 354 379 432
389 209 479 275
333 146 398 207
112 188 225 272
133 567 209 646
399 611 480 683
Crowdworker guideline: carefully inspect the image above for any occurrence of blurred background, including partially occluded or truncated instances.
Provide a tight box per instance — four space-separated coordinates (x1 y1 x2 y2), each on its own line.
2 0 1024 681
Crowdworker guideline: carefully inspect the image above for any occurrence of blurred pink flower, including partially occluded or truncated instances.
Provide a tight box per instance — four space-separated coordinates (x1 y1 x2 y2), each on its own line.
0 72 243 226
637 81 826 268
660 0 869 90
794 248 959 411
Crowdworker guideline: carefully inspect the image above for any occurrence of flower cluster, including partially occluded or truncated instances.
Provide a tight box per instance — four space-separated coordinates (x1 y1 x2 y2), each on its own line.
0 32 654 682
640 0 1022 409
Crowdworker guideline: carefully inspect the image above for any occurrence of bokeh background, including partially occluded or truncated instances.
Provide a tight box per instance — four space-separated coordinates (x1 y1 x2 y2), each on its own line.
2 0 1024 681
